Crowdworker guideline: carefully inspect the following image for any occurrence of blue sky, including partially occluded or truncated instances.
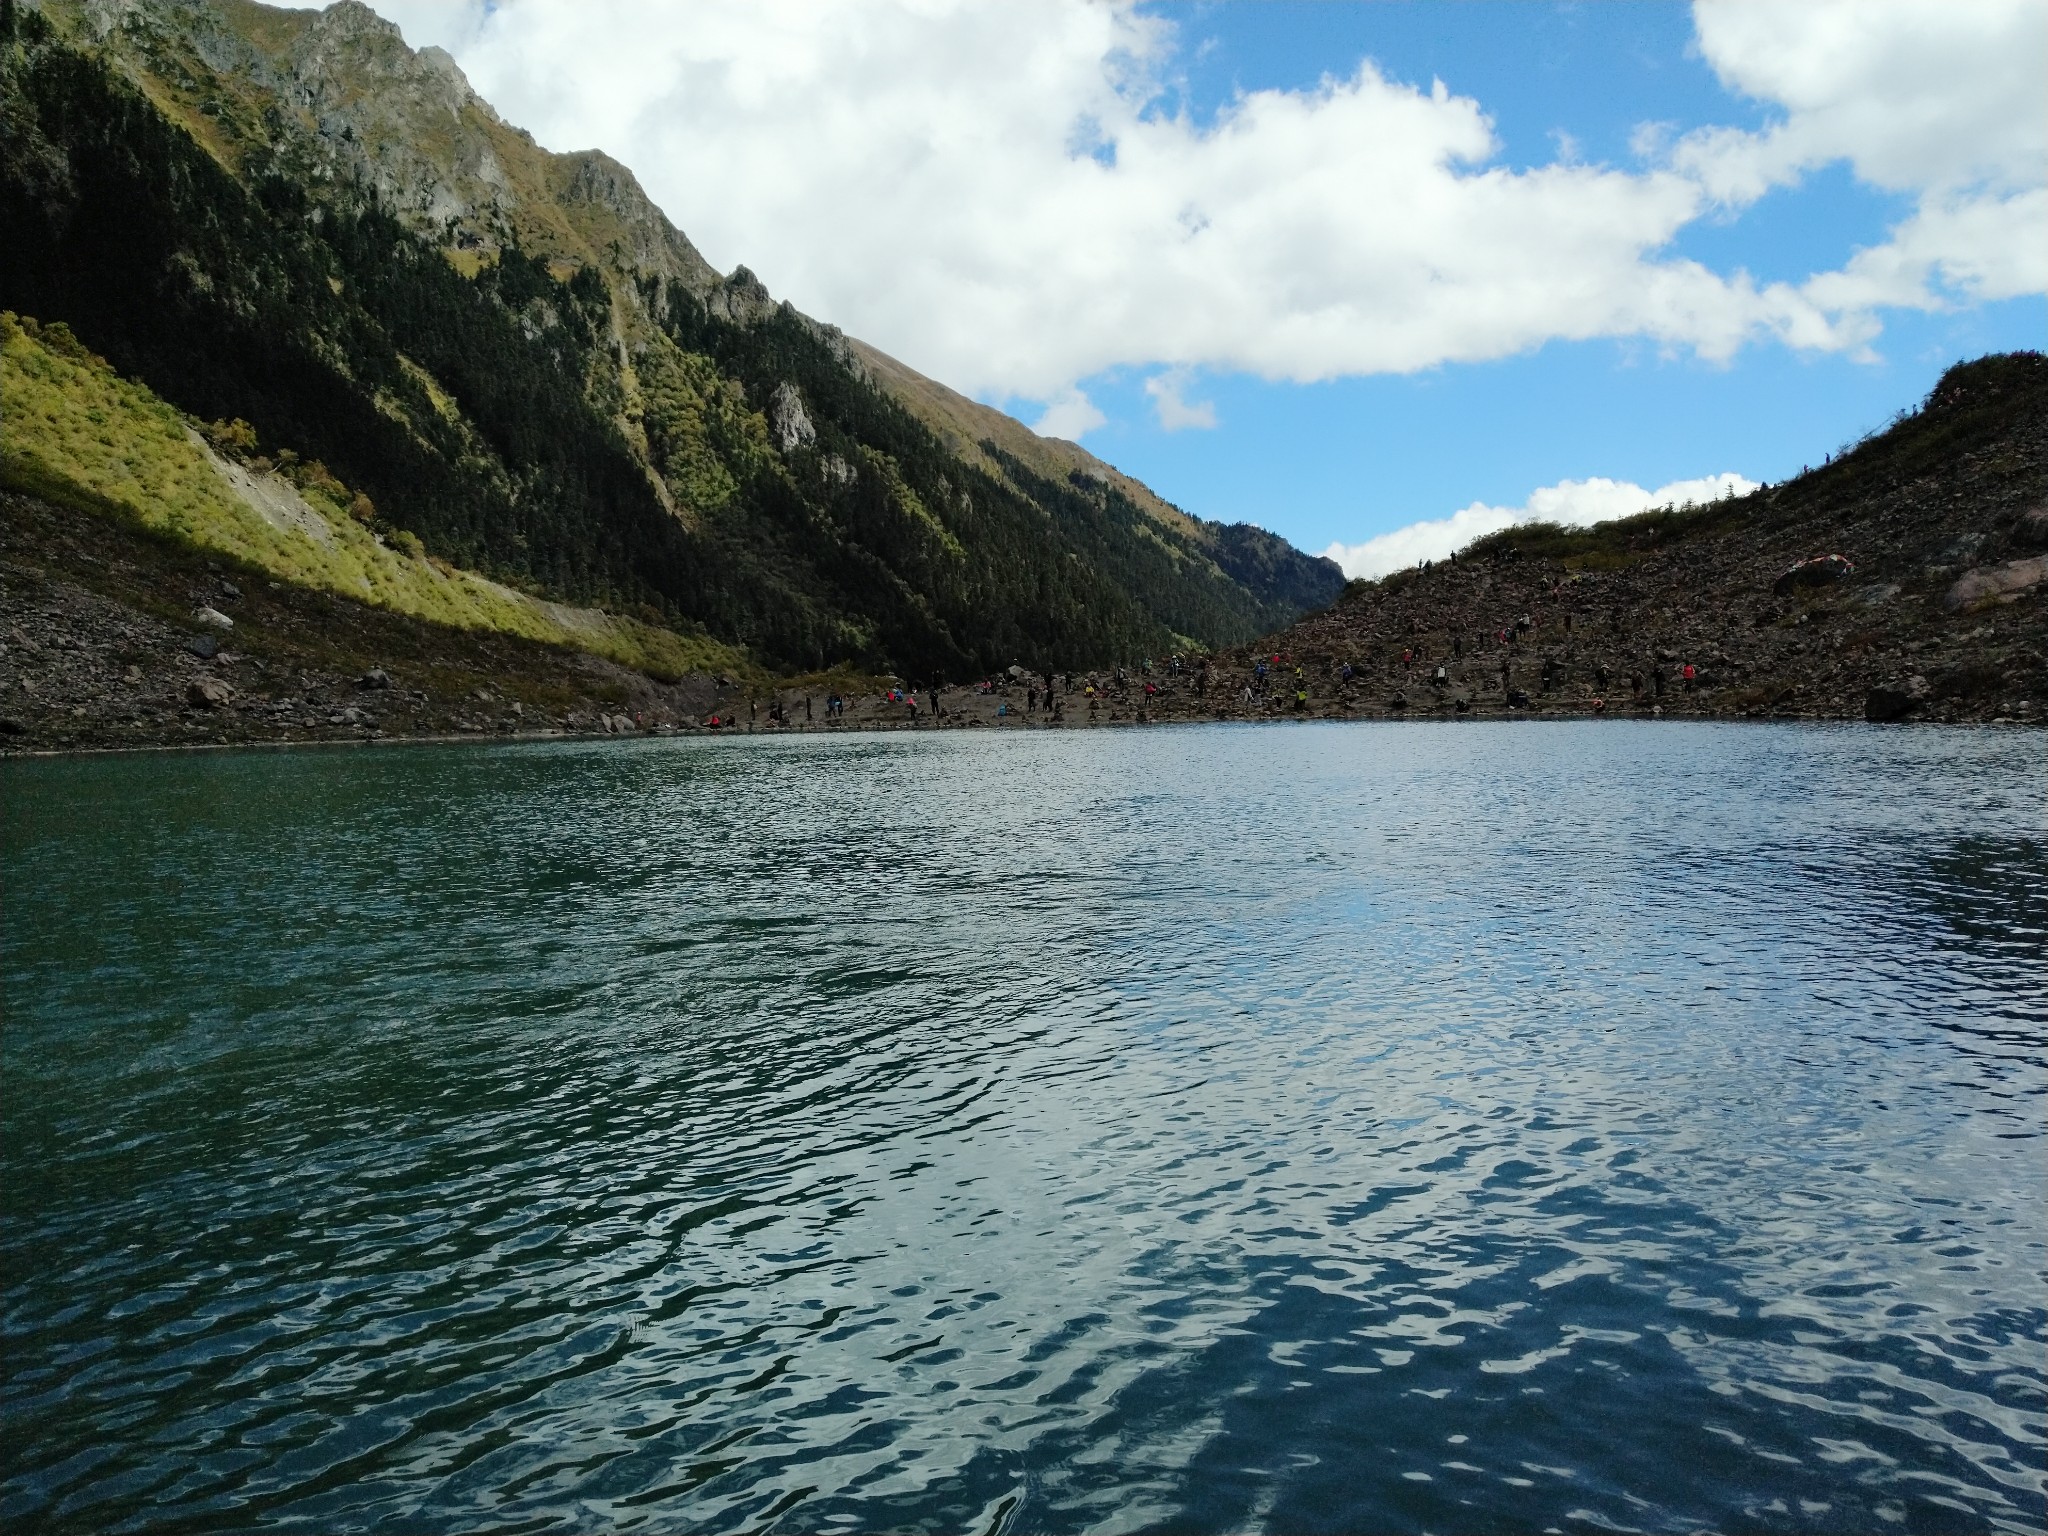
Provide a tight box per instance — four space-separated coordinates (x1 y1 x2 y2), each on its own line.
385 0 2045 572
1038 1 2046 560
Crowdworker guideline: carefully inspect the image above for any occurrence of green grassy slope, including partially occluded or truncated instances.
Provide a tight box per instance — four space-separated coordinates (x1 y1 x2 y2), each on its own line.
0 312 746 680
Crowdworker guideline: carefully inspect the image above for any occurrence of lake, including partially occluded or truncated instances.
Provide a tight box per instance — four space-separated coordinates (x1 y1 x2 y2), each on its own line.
3 722 2043 1533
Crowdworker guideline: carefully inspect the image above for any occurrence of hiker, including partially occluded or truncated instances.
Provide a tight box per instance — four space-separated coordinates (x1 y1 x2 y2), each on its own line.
1652 665 1667 698
1681 662 1697 693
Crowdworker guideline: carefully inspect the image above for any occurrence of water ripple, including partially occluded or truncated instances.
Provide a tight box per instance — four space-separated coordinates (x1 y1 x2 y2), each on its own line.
3 722 2043 1533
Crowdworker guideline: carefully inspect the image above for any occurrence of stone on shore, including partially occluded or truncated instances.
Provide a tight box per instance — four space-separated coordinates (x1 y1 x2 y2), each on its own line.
1864 675 1929 722
1944 555 2048 612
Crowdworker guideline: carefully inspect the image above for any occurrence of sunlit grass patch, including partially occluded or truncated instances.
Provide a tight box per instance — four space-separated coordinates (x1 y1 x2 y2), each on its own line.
1 311 751 683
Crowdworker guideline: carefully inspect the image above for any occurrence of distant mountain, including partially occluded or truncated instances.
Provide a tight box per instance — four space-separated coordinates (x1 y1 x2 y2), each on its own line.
0 0 1342 677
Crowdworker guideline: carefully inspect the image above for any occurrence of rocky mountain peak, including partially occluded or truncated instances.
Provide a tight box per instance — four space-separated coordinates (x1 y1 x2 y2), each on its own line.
708 266 778 325
46 0 718 297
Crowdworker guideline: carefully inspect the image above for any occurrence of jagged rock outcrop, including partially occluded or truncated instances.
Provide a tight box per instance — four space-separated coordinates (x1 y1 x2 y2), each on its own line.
65 0 721 299
706 266 778 326
768 381 815 453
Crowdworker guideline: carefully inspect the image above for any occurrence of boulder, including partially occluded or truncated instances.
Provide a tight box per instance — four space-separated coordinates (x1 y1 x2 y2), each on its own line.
357 668 392 690
1865 675 1929 723
1944 555 2047 612
186 677 235 710
2016 506 2048 550
184 634 219 660
1772 554 1855 596
193 605 234 630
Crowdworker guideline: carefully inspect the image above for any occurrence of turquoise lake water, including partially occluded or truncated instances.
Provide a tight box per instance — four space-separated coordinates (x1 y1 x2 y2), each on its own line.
3 722 2043 1533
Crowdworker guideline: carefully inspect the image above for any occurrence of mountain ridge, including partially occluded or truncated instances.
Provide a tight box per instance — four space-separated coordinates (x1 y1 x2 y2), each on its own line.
3 0 1343 678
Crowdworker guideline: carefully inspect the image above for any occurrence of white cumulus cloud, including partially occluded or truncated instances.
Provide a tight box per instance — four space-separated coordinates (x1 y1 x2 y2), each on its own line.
1032 387 1108 441
1677 0 2048 315
1322 473 1759 581
369 0 2045 413
1144 369 1218 431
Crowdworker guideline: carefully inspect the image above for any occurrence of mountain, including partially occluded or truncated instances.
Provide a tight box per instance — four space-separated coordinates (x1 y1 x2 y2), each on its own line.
1116 352 2046 726
0 0 1342 680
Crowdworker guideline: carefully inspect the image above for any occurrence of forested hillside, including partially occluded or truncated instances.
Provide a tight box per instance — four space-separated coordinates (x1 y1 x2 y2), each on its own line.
0 0 1342 678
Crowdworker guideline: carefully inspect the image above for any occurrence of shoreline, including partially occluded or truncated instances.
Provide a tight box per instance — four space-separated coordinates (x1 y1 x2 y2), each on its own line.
7 703 2036 762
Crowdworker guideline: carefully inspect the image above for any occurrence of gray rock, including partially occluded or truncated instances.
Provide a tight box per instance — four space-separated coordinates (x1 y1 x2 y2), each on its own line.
2017 506 2048 549
187 677 235 710
1865 675 1929 723
1850 582 1900 608
1945 555 2048 612
769 380 816 453
184 633 219 660
357 668 392 690
193 605 235 630
1939 532 1988 564
1772 554 1855 596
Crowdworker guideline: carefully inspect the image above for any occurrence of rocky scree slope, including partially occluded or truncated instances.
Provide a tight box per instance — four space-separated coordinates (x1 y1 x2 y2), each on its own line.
1 484 738 752
1 0 1341 679
1126 353 2046 727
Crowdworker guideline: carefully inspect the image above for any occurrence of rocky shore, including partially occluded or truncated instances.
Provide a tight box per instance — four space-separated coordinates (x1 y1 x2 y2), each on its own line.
0 489 732 754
